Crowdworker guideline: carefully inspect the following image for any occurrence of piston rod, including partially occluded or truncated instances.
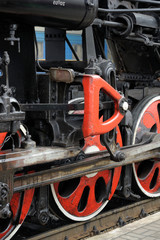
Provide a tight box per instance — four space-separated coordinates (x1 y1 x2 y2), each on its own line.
93 18 125 28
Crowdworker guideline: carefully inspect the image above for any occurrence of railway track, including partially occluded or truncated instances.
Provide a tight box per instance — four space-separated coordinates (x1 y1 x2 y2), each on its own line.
12 197 160 240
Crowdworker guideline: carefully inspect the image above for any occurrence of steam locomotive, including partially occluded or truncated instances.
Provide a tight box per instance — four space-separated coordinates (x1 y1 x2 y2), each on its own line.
0 0 160 238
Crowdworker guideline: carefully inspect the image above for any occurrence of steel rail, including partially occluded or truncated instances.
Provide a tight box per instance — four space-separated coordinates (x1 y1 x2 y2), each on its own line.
26 197 160 240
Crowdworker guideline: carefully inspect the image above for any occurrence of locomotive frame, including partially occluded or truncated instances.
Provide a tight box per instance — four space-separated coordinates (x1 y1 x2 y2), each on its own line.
1 0 160 238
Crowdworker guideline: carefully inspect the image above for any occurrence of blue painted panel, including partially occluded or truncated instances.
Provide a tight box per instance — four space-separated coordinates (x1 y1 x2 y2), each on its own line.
35 31 45 59
65 33 82 60
104 41 108 58
36 31 82 60
35 31 108 60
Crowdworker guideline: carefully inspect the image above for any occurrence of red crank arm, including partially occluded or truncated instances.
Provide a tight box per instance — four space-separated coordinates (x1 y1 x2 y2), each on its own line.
82 75 127 137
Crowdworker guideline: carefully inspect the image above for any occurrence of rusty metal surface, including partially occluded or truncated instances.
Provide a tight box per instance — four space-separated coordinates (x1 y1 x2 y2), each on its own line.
13 139 160 192
0 146 80 171
0 135 159 172
26 198 160 240
0 136 159 192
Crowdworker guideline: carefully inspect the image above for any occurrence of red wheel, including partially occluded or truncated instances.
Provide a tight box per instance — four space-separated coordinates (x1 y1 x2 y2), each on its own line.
0 189 34 240
132 95 160 197
0 130 34 239
50 127 122 221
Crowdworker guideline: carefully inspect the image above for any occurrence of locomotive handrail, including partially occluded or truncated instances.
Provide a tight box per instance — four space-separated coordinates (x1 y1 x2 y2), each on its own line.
98 7 160 13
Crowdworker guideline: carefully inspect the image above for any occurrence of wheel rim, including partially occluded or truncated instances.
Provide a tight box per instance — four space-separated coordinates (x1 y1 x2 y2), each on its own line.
50 128 122 221
0 131 34 239
132 95 160 197
0 189 34 240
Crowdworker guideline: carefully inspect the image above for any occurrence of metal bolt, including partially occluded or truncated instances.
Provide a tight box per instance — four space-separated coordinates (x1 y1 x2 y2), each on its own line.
115 151 125 161
1 188 8 201
139 208 148 218
92 226 100 235
122 101 128 111
39 199 45 209
117 217 126 227
38 211 49 225
2 208 12 219
0 203 12 219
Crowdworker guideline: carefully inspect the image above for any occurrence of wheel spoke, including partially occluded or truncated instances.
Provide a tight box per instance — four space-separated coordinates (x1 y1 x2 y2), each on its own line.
0 188 34 240
55 177 86 212
0 132 34 239
152 162 160 191
133 96 160 196
146 101 160 131
0 193 21 239
139 163 157 190
82 182 101 216
51 127 122 221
